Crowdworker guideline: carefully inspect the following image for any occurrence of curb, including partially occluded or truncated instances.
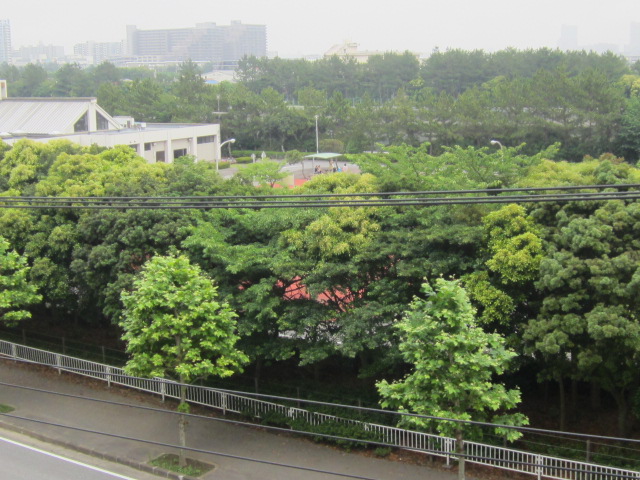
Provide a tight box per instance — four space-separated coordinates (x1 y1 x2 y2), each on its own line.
0 420 201 480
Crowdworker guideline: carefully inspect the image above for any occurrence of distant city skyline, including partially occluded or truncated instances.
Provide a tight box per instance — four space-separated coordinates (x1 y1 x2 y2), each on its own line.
3 0 640 59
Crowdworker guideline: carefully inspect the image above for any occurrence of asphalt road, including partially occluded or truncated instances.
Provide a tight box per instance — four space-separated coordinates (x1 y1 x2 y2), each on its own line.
0 360 458 480
0 435 146 480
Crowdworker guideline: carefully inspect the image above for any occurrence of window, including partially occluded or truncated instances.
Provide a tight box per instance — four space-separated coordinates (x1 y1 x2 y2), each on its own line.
155 151 166 163
144 142 153 151
173 148 187 159
97 112 110 131
197 135 216 144
74 113 88 132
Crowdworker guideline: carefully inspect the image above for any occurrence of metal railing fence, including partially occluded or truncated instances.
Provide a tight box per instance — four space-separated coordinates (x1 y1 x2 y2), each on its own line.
1 339 639 480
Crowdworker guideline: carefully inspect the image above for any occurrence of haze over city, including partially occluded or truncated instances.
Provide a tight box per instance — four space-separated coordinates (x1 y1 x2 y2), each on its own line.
4 0 640 57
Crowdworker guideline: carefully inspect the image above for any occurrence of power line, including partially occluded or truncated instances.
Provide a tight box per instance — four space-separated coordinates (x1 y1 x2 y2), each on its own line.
3 358 639 447
0 184 638 209
2 410 637 479
3 359 640 477
0 412 380 480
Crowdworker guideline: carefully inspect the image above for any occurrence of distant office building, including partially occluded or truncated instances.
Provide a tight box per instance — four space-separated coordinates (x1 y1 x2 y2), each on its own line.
73 41 124 64
0 20 11 64
218 21 267 63
558 25 578 51
627 22 640 55
126 21 266 67
12 43 65 65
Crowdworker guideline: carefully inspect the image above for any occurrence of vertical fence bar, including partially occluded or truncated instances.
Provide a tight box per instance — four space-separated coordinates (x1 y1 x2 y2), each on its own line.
4 339 640 480
536 455 543 480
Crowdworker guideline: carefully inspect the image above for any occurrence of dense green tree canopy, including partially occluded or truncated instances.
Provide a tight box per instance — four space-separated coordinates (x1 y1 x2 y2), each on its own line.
0 236 41 324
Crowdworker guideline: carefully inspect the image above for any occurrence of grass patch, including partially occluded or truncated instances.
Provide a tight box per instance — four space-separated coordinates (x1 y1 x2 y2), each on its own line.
150 453 214 477
0 404 15 413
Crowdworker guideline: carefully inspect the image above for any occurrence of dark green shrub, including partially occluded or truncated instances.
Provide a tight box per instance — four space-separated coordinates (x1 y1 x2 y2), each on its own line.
374 447 392 457
260 410 291 428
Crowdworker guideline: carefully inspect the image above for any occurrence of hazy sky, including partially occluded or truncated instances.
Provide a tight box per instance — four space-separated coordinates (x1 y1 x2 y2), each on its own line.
4 0 640 57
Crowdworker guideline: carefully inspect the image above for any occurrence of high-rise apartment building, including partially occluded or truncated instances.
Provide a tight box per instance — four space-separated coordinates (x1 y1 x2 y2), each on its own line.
126 21 266 66
628 22 640 55
13 43 65 64
74 41 124 64
0 19 11 64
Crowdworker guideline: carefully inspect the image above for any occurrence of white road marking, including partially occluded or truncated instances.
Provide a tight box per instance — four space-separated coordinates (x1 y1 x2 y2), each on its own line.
0 436 140 479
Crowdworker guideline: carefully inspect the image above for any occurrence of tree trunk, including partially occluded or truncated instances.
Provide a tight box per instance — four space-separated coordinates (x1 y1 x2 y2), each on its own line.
590 382 601 410
557 375 566 431
614 392 631 438
456 430 465 480
571 378 578 423
178 383 188 468
254 356 263 393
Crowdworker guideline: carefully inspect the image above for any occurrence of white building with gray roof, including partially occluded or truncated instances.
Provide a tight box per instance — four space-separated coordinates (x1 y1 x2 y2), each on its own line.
0 80 222 164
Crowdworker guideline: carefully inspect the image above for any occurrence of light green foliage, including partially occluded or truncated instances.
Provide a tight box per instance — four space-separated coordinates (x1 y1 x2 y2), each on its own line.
235 160 287 187
464 204 544 331
0 140 86 194
120 254 247 467
0 236 42 324
352 143 556 192
284 149 303 165
484 205 544 284
377 278 527 442
120 254 248 382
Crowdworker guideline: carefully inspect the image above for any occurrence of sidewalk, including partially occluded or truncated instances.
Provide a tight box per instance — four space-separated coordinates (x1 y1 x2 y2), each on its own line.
0 360 459 480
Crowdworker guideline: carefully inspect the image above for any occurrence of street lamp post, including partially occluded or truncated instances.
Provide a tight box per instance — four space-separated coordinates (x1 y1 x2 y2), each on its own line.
490 140 504 160
314 115 319 171
217 138 236 172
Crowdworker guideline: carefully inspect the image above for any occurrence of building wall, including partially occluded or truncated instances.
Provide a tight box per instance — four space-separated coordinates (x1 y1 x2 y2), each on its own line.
0 20 11 64
73 41 124 64
12 43 65 64
9 124 221 164
126 21 266 64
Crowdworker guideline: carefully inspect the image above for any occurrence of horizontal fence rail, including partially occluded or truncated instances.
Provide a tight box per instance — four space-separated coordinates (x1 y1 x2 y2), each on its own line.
1 339 639 480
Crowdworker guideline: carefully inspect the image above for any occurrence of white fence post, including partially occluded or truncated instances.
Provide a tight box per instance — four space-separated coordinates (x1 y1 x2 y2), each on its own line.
535 455 543 480
4 339 640 480
55 354 62 375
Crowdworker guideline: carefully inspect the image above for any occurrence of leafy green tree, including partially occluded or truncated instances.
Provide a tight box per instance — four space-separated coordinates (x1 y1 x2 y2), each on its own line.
15 63 49 96
525 198 640 436
90 61 121 89
0 236 41 324
235 160 287 187
464 204 544 334
120 254 248 466
52 63 92 97
125 79 174 123
377 278 527 480
615 97 640 163
284 149 305 177
172 60 210 121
